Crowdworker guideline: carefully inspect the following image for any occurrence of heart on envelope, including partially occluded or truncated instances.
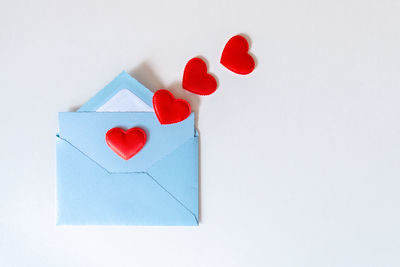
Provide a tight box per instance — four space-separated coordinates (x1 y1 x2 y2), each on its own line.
106 127 147 160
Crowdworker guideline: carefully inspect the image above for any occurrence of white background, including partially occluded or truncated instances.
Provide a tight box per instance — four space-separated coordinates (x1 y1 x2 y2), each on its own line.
1 0 400 266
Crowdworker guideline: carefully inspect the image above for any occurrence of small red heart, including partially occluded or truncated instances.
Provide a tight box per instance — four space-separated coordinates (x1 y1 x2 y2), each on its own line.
153 89 191 124
105 127 146 160
221 35 255 75
182 57 217 95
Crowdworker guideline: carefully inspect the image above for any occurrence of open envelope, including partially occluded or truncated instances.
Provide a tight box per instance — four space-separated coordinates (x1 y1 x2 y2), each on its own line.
56 71 199 225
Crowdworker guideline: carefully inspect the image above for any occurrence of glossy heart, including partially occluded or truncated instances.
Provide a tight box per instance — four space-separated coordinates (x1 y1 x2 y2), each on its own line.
153 89 191 124
221 35 255 75
182 57 217 95
105 127 146 160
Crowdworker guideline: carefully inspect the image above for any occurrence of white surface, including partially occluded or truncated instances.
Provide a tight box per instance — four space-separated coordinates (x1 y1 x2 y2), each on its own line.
96 89 153 112
1 0 400 266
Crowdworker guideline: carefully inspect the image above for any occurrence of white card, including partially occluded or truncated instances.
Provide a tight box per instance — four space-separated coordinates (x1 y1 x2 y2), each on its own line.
96 89 153 112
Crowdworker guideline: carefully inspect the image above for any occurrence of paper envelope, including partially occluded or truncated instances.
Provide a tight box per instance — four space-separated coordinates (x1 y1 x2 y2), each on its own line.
56 71 199 225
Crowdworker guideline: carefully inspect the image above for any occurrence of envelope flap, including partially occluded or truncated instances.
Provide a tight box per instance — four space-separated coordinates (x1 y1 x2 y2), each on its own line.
58 112 195 172
78 71 153 112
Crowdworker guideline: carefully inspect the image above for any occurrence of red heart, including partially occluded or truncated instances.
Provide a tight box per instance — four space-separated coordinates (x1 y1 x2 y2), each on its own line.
152 89 191 124
182 57 217 95
221 35 255 75
105 127 146 160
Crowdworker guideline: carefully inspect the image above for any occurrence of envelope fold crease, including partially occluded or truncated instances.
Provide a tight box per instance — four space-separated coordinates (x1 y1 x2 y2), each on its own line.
146 136 199 221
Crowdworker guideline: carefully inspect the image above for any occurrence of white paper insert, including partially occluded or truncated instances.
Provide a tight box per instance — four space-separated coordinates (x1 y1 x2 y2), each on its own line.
96 89 153 112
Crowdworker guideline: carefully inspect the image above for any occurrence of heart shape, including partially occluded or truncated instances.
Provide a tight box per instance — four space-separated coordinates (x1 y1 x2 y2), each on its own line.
220 35 255 75
182 57 217 95
105 127 146 160
153 89 191 124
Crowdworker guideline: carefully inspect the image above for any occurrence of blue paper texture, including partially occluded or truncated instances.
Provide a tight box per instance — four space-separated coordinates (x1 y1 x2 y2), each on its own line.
56 72 199 225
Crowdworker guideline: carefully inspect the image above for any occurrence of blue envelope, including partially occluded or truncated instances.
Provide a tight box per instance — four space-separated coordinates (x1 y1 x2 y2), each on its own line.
56 71 199 225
